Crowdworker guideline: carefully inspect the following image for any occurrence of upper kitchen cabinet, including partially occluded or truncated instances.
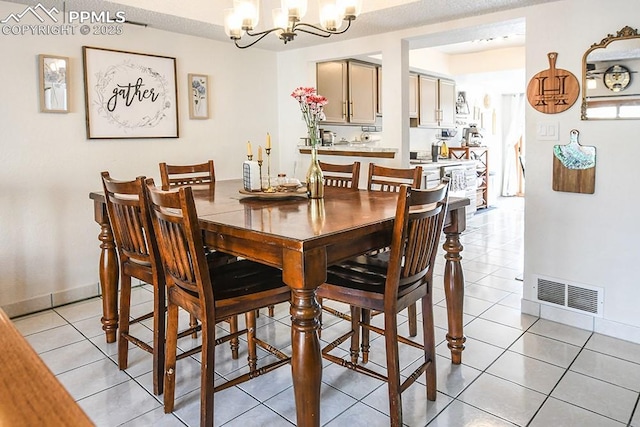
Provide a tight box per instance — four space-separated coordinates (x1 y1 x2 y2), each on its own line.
317 60 377 125
409 73 418 118
413 74 456 128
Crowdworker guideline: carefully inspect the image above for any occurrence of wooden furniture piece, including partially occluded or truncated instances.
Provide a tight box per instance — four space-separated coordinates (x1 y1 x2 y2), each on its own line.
102 172 206 396
159 160 215 190
367 163 422 192
0 309 93 426
146 180 291 426
449 146 489 209
318 160 361 189
101 172 168 395
89 180 469 427
319 163 422 342
319 183 448 426
410 74 456 128
298 147 396 159
316 60 377 124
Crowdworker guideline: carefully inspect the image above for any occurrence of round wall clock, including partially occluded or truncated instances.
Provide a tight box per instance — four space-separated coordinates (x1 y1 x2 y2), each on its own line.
603 65 631 92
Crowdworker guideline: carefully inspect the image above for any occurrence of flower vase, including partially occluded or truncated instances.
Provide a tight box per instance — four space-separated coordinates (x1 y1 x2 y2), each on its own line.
306 143 324 199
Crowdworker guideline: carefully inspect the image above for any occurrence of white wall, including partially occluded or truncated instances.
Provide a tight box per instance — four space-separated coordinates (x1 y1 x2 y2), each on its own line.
276 0 640 343
0 1 278 315
523 0 640 342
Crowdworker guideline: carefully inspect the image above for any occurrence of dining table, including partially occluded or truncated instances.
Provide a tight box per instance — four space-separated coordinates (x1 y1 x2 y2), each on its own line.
89 179 469 427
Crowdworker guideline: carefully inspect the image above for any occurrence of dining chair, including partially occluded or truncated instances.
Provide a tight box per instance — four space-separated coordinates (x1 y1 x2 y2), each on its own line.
367 163 423 192
145 179 291 427
319 160 361 189
320 163 424 342
318 183 448 426
159 160 215 190
101 172 200 395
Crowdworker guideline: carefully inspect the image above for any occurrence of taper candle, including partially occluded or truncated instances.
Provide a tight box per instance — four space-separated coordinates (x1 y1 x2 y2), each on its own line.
266 132 271 149
247 141 252 157
258 145 263 161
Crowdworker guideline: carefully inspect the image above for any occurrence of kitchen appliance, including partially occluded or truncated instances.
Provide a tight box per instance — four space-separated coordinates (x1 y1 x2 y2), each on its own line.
462 124 483 146
321 130 336 146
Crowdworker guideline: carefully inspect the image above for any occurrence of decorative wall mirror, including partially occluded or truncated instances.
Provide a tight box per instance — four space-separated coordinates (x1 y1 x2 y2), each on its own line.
39 54 69 113
582 26 640 120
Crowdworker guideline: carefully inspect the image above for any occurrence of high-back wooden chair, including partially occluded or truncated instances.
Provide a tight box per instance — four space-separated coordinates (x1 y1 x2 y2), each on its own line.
318 183 448 426
319 161 361 189
367 163 423 192
321 163 425 340
145 179 291 427
159 160 215 190
101 172 196 395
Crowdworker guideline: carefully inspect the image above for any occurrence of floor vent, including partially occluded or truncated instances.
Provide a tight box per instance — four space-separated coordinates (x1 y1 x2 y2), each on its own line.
534 275 603 317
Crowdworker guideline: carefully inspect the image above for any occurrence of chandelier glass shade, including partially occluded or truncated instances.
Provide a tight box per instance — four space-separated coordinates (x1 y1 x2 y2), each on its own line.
224 0 362 49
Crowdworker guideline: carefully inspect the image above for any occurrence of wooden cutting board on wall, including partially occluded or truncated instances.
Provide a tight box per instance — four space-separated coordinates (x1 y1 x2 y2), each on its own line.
552 129 596 194
527 52 580 114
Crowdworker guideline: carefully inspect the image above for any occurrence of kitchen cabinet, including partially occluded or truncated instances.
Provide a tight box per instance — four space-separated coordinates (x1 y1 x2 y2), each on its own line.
316 60 377 125
449 146 489 209
377 66 382 115
409 73 418 118
417 75 456 128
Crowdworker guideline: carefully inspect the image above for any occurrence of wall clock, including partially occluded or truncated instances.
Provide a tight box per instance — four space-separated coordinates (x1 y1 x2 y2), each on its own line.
603 64 631 92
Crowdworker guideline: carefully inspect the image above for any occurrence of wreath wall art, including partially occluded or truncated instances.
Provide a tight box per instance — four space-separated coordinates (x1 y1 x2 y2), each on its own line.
82 46 178 139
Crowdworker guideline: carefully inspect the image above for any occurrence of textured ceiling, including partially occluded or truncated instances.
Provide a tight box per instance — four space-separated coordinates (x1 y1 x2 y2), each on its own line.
4 0 559 51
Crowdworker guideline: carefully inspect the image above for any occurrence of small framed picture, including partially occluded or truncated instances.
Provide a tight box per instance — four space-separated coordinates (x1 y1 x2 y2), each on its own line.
188 73 209 119
39 54 69 113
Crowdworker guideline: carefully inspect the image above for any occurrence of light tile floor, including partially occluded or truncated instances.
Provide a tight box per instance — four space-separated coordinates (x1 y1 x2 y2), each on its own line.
13 197 640 426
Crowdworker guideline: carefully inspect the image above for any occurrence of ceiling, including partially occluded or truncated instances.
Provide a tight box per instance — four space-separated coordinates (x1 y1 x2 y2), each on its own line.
6 0 558 52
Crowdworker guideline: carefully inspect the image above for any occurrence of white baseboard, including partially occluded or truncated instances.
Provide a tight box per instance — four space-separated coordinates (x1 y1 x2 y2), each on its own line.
2 283 101 319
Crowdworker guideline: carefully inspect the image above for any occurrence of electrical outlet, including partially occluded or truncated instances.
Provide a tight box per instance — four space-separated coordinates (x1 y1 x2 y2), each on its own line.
537 121 559 141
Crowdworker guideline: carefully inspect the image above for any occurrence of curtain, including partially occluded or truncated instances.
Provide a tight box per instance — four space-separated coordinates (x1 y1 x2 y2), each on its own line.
501 94 525 196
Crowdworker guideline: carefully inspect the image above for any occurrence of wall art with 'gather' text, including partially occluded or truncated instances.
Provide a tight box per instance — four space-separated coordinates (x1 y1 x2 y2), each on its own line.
82 46 178 139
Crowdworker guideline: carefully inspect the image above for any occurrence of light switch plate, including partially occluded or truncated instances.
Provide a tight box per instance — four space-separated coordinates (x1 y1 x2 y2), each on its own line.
537 121 559 141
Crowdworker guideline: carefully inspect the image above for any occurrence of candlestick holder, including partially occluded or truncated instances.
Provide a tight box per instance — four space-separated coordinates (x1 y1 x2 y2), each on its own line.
264 148 276 192
247 154 253 161
257 159 264 191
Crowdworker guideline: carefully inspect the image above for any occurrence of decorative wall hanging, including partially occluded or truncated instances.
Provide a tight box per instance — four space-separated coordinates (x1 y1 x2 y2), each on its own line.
552 129 596 194
82 46 178 139
39 54 69 113
456 91 470 115
188 73 209 119
527 52 579 114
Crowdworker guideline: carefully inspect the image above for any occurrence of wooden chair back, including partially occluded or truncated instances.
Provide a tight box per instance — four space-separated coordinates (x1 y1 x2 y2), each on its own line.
159 160 215 190
387 183 449 297
367 163 423 192
145 179 213 312
319 161 361 189
101 172 159 276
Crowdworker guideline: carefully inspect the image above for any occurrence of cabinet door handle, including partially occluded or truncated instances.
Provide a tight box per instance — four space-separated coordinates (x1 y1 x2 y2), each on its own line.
349 101 354 119
342 101 347 119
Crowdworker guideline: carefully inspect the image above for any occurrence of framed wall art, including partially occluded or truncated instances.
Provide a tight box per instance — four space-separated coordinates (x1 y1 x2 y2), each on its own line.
82 46 178 139
39 54 69 113
188 73 209 119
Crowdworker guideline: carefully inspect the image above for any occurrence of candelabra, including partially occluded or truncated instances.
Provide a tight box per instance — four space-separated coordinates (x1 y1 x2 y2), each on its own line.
264 147 275 192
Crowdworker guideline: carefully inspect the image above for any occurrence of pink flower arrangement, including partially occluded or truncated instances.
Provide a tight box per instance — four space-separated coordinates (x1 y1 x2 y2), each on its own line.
291 87 328 146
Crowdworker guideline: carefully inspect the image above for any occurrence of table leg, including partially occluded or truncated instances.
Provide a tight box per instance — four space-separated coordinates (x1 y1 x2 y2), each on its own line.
97 208 119 343
290 289 322 427
442 210 466 365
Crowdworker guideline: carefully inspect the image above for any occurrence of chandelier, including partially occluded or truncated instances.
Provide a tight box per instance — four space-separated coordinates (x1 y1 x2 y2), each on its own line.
224 0 362 49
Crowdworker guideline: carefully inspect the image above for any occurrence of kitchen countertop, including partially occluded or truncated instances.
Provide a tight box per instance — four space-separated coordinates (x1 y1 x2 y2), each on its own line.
298 144 398 159
410 159 477 170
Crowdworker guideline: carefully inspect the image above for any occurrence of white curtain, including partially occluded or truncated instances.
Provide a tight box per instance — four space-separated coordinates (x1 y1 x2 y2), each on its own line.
501 94 525 196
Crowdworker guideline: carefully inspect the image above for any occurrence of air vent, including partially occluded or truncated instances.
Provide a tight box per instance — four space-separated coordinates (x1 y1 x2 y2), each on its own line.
534 275 603 317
